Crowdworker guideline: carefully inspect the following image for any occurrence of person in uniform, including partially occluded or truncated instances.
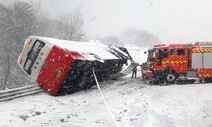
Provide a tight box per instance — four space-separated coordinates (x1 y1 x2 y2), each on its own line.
131 65 137 78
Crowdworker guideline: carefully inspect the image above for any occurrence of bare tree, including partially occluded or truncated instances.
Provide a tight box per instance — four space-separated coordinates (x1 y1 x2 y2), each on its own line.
0 2 87 90
100 35 124 46
0 4 10 90
0 2 36 90
56 9 85 41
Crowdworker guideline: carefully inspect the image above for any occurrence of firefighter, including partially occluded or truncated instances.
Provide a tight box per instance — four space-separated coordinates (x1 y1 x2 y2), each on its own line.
140 63 147 80
131 65 137 78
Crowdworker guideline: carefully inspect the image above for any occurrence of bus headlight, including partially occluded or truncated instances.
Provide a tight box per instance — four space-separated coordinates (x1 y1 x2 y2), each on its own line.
65 54 69 58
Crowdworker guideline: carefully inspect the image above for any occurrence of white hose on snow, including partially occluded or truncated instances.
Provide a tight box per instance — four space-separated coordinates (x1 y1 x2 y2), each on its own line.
92 68 120 127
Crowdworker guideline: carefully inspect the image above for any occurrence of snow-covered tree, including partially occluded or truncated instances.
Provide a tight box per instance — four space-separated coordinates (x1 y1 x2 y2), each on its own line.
0 2 86 90
0 2 37 89
100 35 124 46
56 9 85 41
120 28 161 46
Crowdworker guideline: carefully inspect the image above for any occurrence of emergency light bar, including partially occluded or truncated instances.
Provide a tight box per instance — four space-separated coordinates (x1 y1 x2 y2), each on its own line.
154 44 166 47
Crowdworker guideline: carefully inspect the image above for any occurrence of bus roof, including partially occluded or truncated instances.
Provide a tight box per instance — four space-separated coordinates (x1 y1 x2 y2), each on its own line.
30 36 118 60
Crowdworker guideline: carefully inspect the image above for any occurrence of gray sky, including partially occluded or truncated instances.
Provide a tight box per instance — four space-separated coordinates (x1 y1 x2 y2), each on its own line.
2 0 212 43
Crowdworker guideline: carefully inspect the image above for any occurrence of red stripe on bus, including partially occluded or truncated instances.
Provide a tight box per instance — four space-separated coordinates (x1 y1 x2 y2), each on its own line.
28 39 32 45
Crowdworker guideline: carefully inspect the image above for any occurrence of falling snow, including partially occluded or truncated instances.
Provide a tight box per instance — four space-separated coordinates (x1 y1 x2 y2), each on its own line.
1 46 212 127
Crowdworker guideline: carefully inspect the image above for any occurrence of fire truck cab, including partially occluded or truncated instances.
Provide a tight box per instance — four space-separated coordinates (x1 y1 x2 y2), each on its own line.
142 42 212 83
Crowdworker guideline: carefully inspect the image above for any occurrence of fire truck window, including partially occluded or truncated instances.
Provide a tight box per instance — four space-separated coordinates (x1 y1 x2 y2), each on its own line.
164 49 168 57
148 50 155 61
170 49 175 56
177 49 185 56
159 49 168 59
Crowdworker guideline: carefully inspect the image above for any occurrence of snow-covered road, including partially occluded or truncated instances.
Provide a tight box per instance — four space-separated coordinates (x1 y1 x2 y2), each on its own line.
1 75 212 127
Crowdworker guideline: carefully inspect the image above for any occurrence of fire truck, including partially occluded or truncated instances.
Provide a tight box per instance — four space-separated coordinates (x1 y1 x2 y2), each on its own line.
142 42 212 84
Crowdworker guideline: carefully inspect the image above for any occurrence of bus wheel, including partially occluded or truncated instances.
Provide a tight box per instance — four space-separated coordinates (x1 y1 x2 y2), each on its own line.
164 70 177 84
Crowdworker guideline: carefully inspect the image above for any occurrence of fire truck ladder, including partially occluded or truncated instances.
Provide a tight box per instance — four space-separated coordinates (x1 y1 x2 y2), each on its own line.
108 45 137 76
0 85 45 102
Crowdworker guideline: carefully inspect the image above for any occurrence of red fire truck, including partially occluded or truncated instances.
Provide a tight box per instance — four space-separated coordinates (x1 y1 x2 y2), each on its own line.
17 36 129 96
142 42 212 84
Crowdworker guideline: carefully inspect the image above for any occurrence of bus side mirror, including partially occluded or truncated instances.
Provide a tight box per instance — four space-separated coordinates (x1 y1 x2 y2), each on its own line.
144 51 147 54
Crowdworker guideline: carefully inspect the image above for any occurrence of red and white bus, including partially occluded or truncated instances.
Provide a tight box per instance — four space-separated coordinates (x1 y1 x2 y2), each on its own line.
18 36 127 96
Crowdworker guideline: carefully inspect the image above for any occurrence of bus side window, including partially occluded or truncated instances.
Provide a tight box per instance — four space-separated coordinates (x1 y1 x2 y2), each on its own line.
170 49 175 56
177 49 185 56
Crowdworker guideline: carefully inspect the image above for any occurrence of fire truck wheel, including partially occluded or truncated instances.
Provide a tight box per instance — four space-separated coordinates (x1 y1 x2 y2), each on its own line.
164 70 177 83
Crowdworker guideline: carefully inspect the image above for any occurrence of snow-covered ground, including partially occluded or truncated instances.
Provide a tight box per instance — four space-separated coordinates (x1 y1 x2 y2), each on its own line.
1 73 212 127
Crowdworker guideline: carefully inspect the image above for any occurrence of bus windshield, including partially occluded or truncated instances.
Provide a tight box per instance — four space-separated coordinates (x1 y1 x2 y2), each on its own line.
24 40 45 75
